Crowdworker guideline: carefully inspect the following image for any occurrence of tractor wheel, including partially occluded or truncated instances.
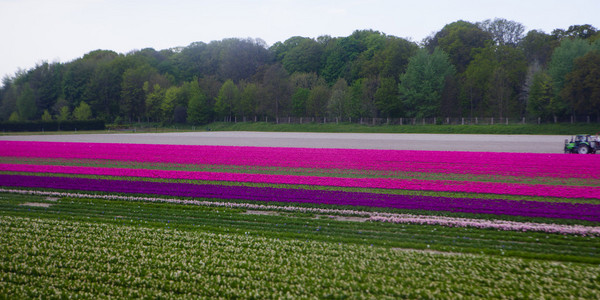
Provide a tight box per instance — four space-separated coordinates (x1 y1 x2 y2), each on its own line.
578 146 589 154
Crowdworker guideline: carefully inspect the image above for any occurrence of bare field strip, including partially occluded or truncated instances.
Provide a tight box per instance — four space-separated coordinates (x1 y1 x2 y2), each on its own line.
0 131 567 153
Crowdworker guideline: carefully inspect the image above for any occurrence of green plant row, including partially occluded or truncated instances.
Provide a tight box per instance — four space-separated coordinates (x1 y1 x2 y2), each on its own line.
1 213 599 299
1 193 598 264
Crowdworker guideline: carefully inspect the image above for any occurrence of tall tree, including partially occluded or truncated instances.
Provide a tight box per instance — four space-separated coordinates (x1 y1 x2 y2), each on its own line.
144 82 165 122
348 79 367 118
281 37 324 74
215 79 240 119
120 64 158 122
564 24 598 40
88 61 122 121
399 48 456 118
187 83 211 125
463 45 526 118
548 38 596 116
62 59 94 109
527 71 554 120
239 82 259 118
262 64 291 119
478 18 525 46
161 86 179 123
0 78 18 121
306 85 330 117
26 62 63 114
561 51 600 117
549 38 597 94
425 20 491 73
520 30 557 67
374 77 400 118
327 78 349 118
218 38 272 82
291 88 309 117
16 83 36 120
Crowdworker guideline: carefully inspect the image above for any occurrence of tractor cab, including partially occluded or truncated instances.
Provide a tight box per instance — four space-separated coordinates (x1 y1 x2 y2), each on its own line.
564 134 598 154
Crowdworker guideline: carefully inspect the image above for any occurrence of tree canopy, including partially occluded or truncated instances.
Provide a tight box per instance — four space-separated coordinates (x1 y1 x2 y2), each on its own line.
1 21 598 125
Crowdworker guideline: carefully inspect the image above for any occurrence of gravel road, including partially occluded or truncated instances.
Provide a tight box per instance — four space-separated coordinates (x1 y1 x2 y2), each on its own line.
0 131 568 153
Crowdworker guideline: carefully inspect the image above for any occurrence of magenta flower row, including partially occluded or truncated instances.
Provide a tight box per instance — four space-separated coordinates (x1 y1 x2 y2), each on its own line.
2 163 598 199
1 141 599 179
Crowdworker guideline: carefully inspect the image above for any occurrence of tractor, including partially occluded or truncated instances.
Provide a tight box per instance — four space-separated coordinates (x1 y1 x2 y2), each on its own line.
564 134 599 154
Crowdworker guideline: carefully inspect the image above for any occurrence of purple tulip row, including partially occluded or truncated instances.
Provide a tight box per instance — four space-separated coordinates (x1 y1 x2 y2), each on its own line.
4 188 598 236
2 174 598 222
3 163 598 199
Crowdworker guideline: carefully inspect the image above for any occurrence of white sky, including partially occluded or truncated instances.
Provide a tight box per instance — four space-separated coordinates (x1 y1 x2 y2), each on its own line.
1 0 598 80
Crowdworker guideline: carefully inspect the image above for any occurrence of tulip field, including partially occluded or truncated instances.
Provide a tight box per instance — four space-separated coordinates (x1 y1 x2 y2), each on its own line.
1 140 599 298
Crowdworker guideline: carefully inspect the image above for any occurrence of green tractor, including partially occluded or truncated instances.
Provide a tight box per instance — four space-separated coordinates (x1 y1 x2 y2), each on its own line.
564 134 599 154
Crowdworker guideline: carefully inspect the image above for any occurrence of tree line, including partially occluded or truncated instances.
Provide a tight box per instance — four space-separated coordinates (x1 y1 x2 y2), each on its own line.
1 19 599 125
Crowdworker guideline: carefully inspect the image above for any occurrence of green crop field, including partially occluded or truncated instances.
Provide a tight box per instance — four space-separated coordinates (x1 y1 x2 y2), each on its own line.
1 140 599 298
1 192 599 298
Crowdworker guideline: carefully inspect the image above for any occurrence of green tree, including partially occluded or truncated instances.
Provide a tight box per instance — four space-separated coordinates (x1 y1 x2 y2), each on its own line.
72 101 92 120
400 48 456 118
548 38 595 116
291 88 309 117
187 84 211 125
121 64 158 122
16 84 36 120
8 112 19 122
41 109 52 121
521 30 557 67
327 78 349 118
62 59 94 110
548 38 592 96
560 51 600 116
161 86 179 123
563 24 598 40
262 64 291 118
239 82 259 118
88 60 124 121
0 79 18 121
463 45 527 118
217 38 272 82
527 71 554 120
425 21 491 73
289 72 325 90
306 85 330 118
374 77 400 118
215 79 240 119
144 82 165 122
478 18 525 46
281 37 324 74
348 79 367 118
57 106 70 121
320 30 377 84
26 62 63 115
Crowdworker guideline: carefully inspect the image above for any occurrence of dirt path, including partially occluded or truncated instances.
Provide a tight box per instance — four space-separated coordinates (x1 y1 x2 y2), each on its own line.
0 131 567 153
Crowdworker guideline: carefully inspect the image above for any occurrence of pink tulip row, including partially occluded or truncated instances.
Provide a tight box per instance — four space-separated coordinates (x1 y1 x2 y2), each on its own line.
1 141 598 180
3 188 597 236
2 163 598 199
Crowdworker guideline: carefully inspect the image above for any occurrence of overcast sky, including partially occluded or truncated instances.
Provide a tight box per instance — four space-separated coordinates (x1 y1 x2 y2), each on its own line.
1 0 598 80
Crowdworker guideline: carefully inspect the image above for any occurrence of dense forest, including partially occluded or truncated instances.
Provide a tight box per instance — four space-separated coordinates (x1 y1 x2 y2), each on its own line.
1 19 599 125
